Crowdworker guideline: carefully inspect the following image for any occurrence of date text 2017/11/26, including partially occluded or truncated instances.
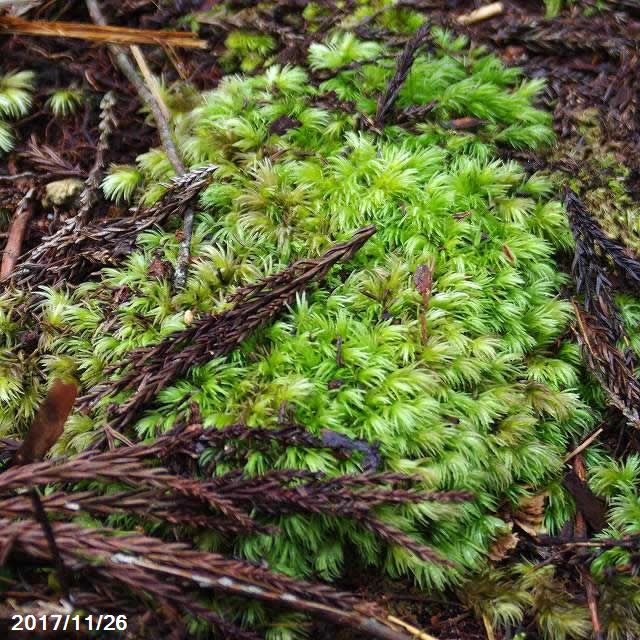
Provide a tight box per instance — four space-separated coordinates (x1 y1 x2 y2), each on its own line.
11 614 128 632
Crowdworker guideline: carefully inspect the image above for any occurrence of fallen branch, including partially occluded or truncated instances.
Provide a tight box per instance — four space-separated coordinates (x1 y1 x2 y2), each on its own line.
0 518 421 640
85 1 198 290
0 15 207 48
572 301 640 428
12 164 217 287
374 22 431 129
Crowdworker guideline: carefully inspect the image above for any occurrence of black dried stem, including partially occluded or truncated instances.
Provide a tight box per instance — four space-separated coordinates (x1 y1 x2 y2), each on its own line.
566 189 627 343
76 91 117 225
572 301 640 428
566 189 640 292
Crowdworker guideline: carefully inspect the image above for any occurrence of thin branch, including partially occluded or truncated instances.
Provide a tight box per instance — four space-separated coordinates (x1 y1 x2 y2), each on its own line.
374 22 431 129
78 226 377 433
130 45 172 123
563 428 604 464
173 206 194 290
456 2 504 26
0 15 207 48
84 0 185 176
0 187 35 280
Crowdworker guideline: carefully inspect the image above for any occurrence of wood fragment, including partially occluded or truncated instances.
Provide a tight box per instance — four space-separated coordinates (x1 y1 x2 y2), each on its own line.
0 15 207 48
0 187 35 279
457 2 504 26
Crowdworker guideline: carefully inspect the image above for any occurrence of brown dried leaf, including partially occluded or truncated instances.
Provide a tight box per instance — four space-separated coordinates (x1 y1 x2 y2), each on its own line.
513 492 548 536
11 379 78 466
488 524 519 562
502 244 516 264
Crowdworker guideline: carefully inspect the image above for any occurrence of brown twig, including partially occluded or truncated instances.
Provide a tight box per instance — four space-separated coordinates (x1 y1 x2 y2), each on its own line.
374 22 431 129
456 2 504 26
28 489 71 602
0 187 35 279
13 165 217 287
563 428 604 464
0 518 418 640
572 301 640 428
0 16 207 48
84 0 185 176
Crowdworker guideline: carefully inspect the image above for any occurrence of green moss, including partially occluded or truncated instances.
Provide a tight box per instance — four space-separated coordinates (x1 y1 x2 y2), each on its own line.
4 12 640 638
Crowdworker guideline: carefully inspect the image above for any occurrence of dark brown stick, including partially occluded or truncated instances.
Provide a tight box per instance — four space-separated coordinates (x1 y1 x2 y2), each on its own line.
0 187 35 279
374 22 431 128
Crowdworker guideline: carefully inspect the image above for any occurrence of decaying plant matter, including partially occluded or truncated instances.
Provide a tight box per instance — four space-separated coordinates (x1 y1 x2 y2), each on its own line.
567 190 640 427
6 1 640 639
78 226 376 434
8 164 217 287
0 419 469 639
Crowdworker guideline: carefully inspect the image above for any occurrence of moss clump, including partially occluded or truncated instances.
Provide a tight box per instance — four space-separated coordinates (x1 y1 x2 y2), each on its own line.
5 13 640 638
552 108 640 254
0 70 34 153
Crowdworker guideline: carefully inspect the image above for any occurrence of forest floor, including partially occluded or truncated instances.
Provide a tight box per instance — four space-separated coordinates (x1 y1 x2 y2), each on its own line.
1 1 640 639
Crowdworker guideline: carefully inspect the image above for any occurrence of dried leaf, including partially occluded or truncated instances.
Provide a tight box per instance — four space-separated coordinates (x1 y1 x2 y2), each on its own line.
488 524 519 562
513 492 548 536
11 379 78 466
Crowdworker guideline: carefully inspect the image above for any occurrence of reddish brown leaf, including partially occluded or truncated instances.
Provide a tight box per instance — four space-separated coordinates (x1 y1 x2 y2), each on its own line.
11 379 78 466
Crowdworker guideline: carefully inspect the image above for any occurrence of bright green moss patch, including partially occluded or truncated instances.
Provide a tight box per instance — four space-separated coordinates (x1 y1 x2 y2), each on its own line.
6 19 640 638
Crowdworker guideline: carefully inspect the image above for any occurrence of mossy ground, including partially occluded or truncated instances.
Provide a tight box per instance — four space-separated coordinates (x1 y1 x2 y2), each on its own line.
2 2 640 638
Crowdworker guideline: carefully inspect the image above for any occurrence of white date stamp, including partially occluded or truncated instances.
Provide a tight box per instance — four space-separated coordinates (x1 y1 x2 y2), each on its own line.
10 614 127 633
